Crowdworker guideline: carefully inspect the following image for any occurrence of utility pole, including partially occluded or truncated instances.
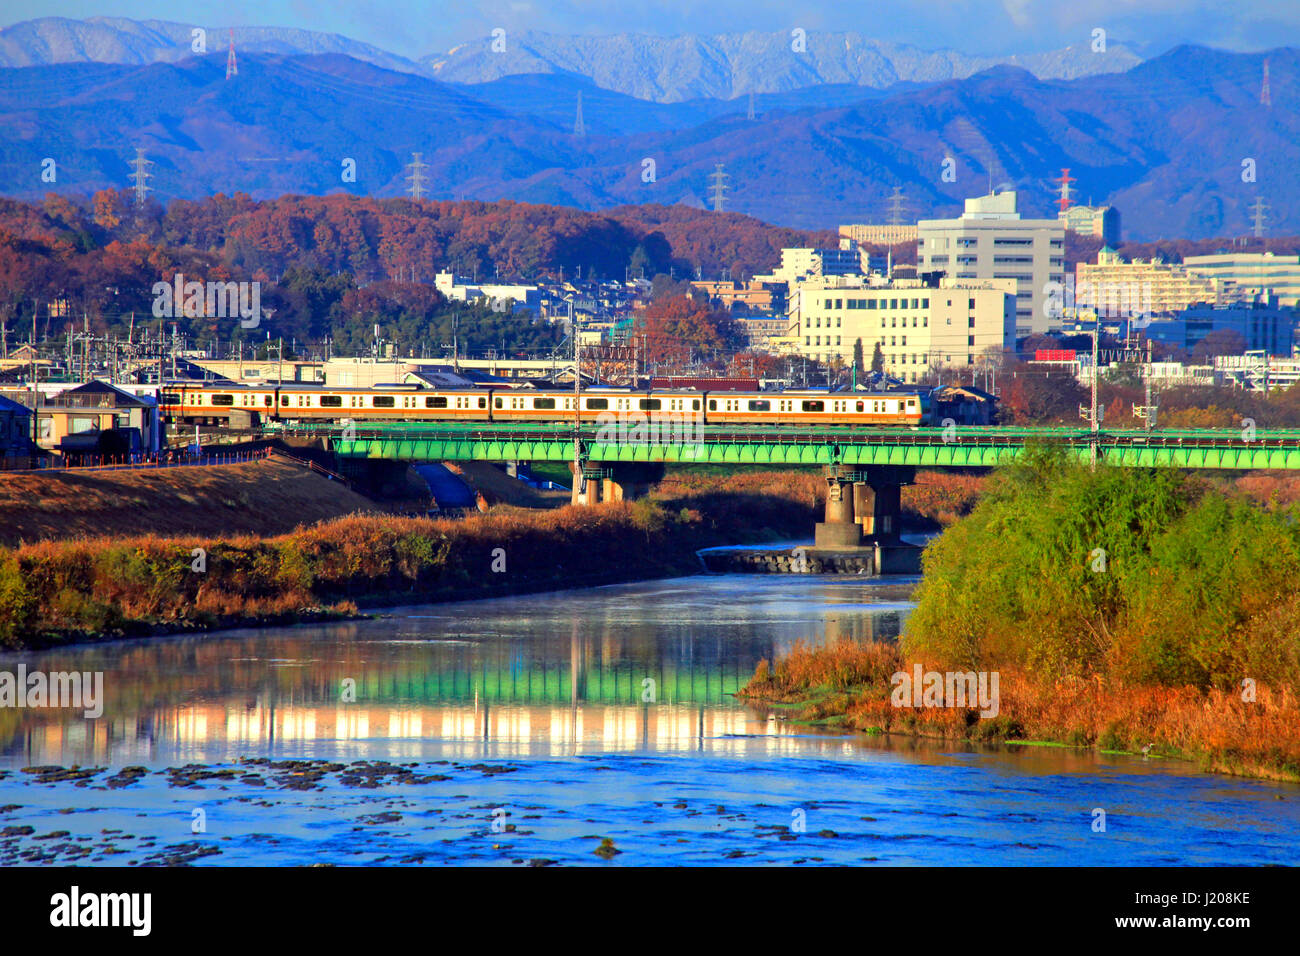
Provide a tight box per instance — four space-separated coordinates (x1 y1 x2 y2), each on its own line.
1090 312 1100 468
572 302 584 499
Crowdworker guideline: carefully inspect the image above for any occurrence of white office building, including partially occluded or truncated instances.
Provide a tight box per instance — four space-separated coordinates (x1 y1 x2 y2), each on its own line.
917 191 1065 338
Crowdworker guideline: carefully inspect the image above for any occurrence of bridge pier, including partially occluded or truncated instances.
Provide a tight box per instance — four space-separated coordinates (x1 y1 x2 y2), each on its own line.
570 462 665 507
813 465 919 571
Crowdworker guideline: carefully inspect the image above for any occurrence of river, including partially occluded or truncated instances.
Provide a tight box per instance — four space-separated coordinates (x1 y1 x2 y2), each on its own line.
0 573 1297 866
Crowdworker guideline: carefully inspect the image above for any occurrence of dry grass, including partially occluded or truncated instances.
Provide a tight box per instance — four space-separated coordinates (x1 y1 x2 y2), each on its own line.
741 647 1300 782
0 469 820 648
0 459 381 546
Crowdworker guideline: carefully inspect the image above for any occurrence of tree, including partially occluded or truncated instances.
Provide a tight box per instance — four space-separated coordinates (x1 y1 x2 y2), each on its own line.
871 341 884 373
853 338 865 375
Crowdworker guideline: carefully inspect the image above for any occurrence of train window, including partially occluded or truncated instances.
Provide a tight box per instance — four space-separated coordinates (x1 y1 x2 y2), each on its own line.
639 399 660 411
427 396 448 408
801 400 824 412
373 396 395 408
708 400 717 411
494 397 503 409
692 399 700 411
908 399 917 408
320 395 343 407
585 398 608 410
856 401 864 412
748 400 770 412
211 394 234 406
265 395 273 406
280 395 290 405
534 397 556 410
161 393 181 404
478 398 486 408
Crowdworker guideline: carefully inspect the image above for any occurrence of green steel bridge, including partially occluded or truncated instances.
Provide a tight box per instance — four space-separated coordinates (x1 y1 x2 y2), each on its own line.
277 421 1300 471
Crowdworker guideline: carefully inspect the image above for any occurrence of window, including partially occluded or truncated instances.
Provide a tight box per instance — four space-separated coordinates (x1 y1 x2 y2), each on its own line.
585 398 608 410
968 335 976 346
372 396 395 408
426 396 447 408
211 394 234 406
320 395 344 408
708 399 717 411
534 397 556 410
801 400 824 412
835 299 842 309
748 399 771 412
161 392 181 405
855 401 864 412
638 398 660 411
692 399 700 411
494 397 503 409
890 299 898 309
969 298 976 309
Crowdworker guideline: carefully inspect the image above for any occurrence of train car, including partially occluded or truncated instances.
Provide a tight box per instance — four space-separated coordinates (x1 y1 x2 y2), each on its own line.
273 384 491 422
702 390 930 427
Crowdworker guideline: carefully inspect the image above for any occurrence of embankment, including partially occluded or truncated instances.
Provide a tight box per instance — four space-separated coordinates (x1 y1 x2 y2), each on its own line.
0 469 822 649
0 456 381 547
740 448 1300 783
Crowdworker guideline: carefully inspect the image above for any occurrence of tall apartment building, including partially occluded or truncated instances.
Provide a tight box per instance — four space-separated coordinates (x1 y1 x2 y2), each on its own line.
917 191 1064 338
1075 247 1242 316
789 276 1016 383
1183 252 1300 307
1059 204 1121 246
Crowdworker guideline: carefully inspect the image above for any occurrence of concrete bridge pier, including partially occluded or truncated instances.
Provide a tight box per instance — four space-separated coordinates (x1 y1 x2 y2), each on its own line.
814 471 863 548
570 462 665 506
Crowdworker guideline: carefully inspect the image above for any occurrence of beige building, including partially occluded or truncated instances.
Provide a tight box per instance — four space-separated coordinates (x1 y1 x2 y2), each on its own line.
788 277 1016 382
1059 204 1120 246
1075 248 1243 316
1183 252 1300 307
917 190 1064 337
839 224 919 246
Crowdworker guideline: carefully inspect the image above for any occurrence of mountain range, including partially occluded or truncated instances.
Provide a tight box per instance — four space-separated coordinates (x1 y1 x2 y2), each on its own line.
1 17 1143 101
0 16 1294 241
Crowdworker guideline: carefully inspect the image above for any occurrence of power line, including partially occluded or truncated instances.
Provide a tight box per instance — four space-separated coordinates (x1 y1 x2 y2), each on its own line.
127 148 153 207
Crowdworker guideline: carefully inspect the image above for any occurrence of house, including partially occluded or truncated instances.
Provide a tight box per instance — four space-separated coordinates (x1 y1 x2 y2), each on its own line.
36 380 161 460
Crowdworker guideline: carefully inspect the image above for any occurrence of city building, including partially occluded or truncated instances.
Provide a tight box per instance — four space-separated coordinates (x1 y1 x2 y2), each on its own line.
734 315 792 350
1075 247 1242 317
839 224 919 246
1139 300 1299 356
1183 252 1300 307
752 240 863 286
917 190 1065 337
434 272 541 313
691 279 786 313
788 275 1016 383
1059 203 1121 246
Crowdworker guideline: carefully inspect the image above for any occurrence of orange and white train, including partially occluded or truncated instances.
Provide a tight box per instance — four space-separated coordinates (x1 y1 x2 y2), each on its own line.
159 383 933 428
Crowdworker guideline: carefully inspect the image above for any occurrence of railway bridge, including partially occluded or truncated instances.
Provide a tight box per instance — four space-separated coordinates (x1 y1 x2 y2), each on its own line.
278 421 1300 564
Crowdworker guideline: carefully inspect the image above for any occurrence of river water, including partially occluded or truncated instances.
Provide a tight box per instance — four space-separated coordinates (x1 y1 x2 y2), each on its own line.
0 573 1297 866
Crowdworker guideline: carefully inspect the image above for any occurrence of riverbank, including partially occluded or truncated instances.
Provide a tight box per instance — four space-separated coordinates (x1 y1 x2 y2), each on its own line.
740 448 1300 784
0 470 828 649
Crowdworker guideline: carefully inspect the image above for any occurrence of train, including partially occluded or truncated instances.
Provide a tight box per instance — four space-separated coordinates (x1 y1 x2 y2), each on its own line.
158 382 935 429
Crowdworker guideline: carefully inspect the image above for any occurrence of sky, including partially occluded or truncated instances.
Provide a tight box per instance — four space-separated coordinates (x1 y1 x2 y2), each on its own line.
3 1 1299 60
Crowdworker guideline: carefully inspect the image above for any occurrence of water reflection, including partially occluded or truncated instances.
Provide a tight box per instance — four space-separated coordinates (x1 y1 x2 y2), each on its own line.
0 575 914 766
